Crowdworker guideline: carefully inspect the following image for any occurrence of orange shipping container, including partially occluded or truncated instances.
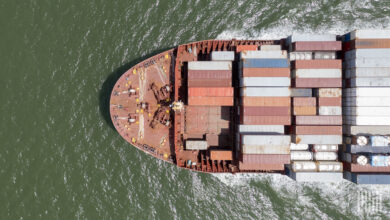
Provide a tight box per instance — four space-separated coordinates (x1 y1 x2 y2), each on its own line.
188 96 233 106
241 97 291 106
293 106 316 115
242 68 290 77
318 97 342 106
188 87 234 97
210 150 233 161
293 97 316 106
292 60 342 69
236 44 258 52
345 39 390 50
240 115 291 125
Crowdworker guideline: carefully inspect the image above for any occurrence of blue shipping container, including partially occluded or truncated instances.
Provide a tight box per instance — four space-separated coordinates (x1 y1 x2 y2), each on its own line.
242 59 289 68
344 171 390 184
345 145 390 154
370 155 389 167
343 33 351 42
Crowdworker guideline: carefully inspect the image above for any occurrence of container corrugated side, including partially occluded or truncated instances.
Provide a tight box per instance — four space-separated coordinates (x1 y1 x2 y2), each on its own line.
344 145 390 153
349 29 390 40
241 145 290 154
240 50 287 59
241 116 291 125
318 97 342 106
293 135 342 144
188 96 233 106
343 163 390 173
319 106 342 115
345 67 390 78
238 162 284 171
238 125 285 134
292 60 342 69
287 33 336 43
241 68 290 77
236 45 258 52
346 39 390 49
343 117 390 125
291 88 312 97
344 107 390 116
293 78 342 88
240 77 290 87
241 135 291 145
211 51 235 61
344 88 390 97
292 41 341 51
295 116 342 125
241 106 290 116
344 126 390 135
241 97 291 107
292 69 341 79
260 45 281 51
242 59 289 68
293 106 316 115
210 150 233 160
240 87 291 97
188 79 231 87
345 58 390 68
188 61 232 70
188 87 234 97
294 126 342 135
241 154 290 164
348 78 390 87
291 172 343 182
343 97 390 107
345 49 390 60
292 97 316 106
188 70 232 79
344 171 390 184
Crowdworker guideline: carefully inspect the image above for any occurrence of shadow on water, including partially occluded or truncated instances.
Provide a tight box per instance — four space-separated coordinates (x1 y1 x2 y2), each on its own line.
99 48 173 130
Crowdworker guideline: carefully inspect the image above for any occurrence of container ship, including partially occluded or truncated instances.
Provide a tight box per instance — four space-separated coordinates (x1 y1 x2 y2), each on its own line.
109 30 390 184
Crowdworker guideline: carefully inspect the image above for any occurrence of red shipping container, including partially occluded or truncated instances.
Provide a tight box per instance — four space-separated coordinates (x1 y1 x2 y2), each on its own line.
188 96 233 106
241 154 290 164
188 70 232 79
318 97 342 106
238 162 284 171
240 115 291 125
210 150 233 161
188 79 231 87
293 97 316 106
236 44 258 52
188 87 234 97
293 78 342 88
242 68 290 77
241 106 290 116
294 126 342 135
343 162 390 173
295 116 342 125
241 97 291 107
292 60 342 69
343 39 390 50
292 41 342 51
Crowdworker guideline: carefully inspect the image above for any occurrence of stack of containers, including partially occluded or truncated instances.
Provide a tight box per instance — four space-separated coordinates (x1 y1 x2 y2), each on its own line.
237 45 292 171
187 55 234 106
286 33 344 182
342 29 390 184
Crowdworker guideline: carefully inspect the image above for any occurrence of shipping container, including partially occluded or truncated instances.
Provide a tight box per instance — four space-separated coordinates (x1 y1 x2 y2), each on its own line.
343 117 390 125
293 106 316 115
238 162 284 171
188 70 232 79
314 88 342 97
287 33 337 44
211 51 235 61
188 96 233 106
294 126 342 135
290 171 343 182
344 126 390 135
241 135 291 145
293 97 316 106
241 115 291 125
240 77 291 87
345 58 390 68
241 145 290 154
313 144 338 152
236 45 258 52
188 79 231 87
210 150 233 160
288 52 312 61
343 163 390 173
345 67 390 78
188 87 234 97
242 59 289 68
313 52 336 60
241 97 291 106
291 88 312 97
291 161 317 172
185 140 208 150
241 154 290 164
240 50 287 59
293 78 342 88
345 49 390 60
314 152 338 161
344 171 390 184
240 87 291 97
317 161 343 172
188 61 232 70
292 60 342 69
347 29 390 40
318 106 342 115
290 151 313 161
293 135 342 144
349 78 390 87
295 116 342 125
241 106 290 116
290 143 310 150
318 97 342 106
292 69 341 78
292 41 341 51
344 39 390 50
344 145 390 154
260 45 282 51
238 125 285 134
343 88 390 97
241 68 291 77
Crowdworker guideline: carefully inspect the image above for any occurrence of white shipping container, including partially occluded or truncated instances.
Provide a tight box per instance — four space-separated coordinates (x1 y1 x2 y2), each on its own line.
313 145 339 152
343 97 390 106
294 135 342 144
211 51 235 61
343 116 390 125
344 126 390 135
289 171 343 182
242 135 291 145
313 52 336 60
288 52 312 61
292 69 341 78
345 49 390 60
290 143 310 150
345 58 390 68
344 107 390 116
185 140 208 150
291 151 313 161
317 162 343 172
345 67 390 78
238 125 285 133
287 33 336 43
241 145 290 154
260 45 281 51
188 61 232 70
292 161 317 172
240 50 288 59
314 152 338 161
240 87 291 97
349 29 390 40
344 88 390 97
240 77 291 87
319 106 342 115
316 88 342 97
349 78 390 87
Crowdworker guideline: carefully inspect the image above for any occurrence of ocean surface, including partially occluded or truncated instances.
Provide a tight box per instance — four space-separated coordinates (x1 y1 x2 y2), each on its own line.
1 0 390 219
